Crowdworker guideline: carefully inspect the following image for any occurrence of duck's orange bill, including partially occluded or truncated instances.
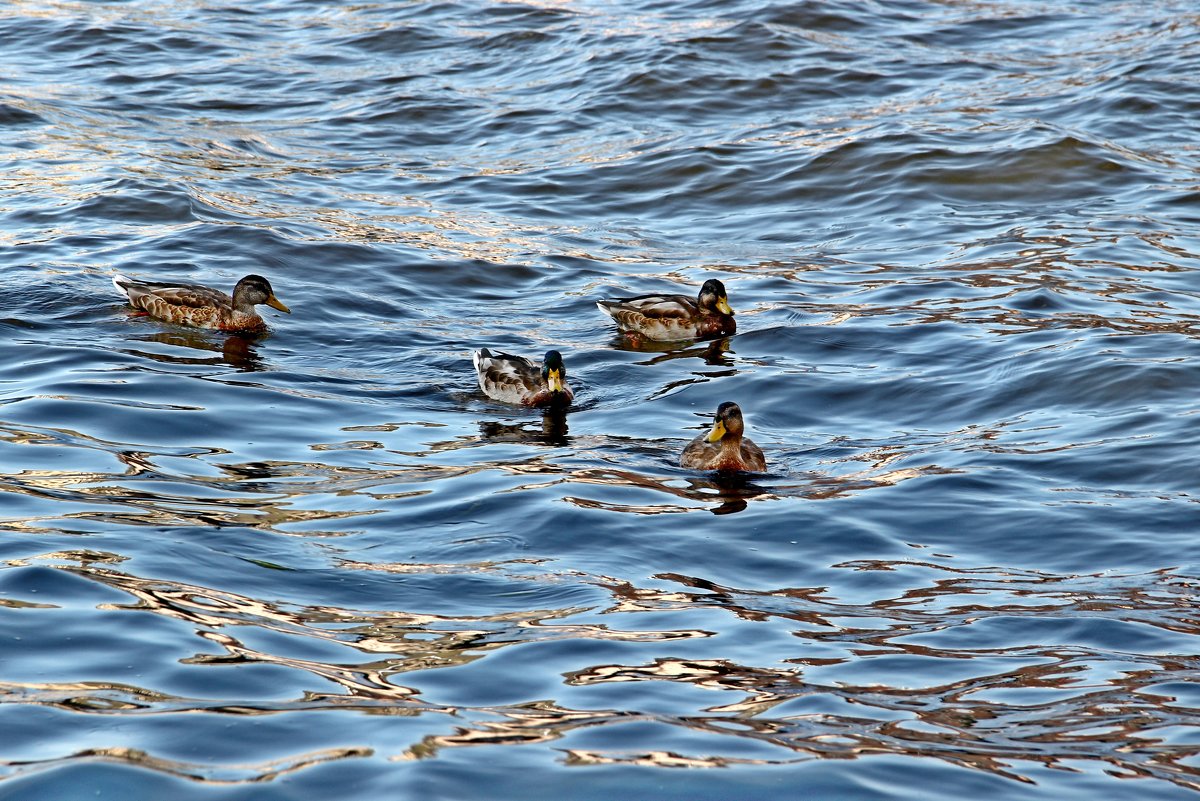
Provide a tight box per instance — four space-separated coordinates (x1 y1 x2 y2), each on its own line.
267 295 291 313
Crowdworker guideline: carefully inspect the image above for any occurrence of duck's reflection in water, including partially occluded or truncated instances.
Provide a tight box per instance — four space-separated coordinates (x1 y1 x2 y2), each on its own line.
611 335 734 367
220 334 266 371
478 409 570 446
556 461 956 516
123 330 267 372
556 466 772 516
689 470 769 515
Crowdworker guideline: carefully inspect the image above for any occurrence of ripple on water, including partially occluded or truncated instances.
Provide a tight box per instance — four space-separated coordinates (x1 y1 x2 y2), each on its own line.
4 0 1200 797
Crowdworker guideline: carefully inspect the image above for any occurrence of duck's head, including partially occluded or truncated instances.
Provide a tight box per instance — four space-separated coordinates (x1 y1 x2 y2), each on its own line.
704 401 746 443
697 279 733 316
234 275 290 313
541 350 568 394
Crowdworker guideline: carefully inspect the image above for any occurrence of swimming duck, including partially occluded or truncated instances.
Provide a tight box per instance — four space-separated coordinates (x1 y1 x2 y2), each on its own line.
680 401 766 472
597 278 735 342
473 348 573 408
112 273 290 331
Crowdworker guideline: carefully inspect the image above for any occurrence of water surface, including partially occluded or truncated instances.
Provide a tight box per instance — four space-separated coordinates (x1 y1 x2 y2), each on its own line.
3 0 1200 798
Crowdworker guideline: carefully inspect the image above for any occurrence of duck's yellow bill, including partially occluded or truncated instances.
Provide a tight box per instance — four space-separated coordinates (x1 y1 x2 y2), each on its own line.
716 296 734 315
548 369 563 393
705 419 727 443
267 295 291 313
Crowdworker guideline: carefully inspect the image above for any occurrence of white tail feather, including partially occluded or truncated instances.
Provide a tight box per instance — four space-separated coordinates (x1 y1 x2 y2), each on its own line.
112 274 132 299
472 348 489 373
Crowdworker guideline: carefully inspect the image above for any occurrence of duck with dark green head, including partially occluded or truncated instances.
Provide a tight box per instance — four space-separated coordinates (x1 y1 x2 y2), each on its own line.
681 401 766 472
597 278 736 342
113 273 290 331
473 348 574 408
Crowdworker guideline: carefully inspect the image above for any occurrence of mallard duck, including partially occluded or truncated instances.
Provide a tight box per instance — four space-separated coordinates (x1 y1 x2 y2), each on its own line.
597 278 735 342
473 348 573 408
680 401 766 472
112 273 290 331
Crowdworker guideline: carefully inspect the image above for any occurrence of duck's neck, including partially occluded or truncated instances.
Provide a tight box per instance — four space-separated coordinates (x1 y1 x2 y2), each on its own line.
717 433 743 456
231 293 258 317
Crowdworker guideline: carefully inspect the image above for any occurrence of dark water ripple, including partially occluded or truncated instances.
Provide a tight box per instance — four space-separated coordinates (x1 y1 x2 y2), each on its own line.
3 0 1200 798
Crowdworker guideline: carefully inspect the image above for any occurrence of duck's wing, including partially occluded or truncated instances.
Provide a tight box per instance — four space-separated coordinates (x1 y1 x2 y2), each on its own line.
741 439 768 472
597 294 701 340
115 276 230 309
679 434 720 470
138 285 229 309
473 348 542 404
598 294 695 321
114 276 231 327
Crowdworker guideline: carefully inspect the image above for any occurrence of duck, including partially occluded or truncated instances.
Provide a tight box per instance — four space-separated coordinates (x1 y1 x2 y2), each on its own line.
473 348 573 408
112 273 290 331
680 401 766 472
597 278 735 342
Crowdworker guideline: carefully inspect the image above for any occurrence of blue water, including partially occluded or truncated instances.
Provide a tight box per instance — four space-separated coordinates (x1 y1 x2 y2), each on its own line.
3 1 1200 798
